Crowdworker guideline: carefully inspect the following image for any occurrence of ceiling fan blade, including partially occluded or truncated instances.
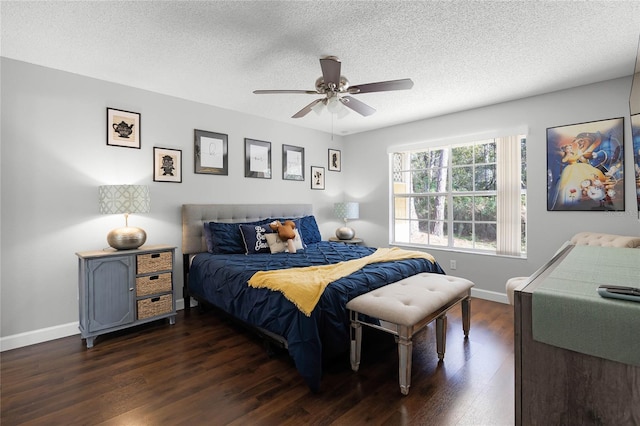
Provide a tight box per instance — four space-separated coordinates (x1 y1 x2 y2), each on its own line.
348 78 414 94
320 57 341 89
339 96 376 116
292 99 324 118
253 89 318 94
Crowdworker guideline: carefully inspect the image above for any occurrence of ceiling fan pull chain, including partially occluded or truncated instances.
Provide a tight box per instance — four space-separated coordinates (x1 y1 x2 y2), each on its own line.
331 113 334 141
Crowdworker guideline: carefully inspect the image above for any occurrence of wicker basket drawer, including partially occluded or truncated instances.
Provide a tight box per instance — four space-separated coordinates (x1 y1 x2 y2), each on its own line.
137 294 173 320
136 272 172 297
137 251 172 274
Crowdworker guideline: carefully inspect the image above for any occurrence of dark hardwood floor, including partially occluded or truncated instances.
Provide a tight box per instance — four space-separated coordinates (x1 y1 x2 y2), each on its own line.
1 298 515 425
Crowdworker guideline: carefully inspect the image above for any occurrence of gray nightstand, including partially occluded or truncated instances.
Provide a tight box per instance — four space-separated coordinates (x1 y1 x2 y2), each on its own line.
76 245 176 348
329 237 364 245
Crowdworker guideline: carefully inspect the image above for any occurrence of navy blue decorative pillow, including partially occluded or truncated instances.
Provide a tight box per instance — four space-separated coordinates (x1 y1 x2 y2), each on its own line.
205 219 270 254
239 223 274 254
203 222 215 253
299 215 322 244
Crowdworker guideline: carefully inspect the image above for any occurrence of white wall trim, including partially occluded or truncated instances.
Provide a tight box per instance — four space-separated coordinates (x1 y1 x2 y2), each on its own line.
0 293 506 352
472 288 509 304
0 298 190 352
0 321 80 352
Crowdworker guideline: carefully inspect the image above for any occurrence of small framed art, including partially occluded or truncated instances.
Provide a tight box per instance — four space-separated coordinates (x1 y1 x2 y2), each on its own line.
283 144 305 181
107 108 140 148
153 147 182 183
328 149 341 171
546 117 624 211
245 138 272 179
195 129 228 175
311 166 325 190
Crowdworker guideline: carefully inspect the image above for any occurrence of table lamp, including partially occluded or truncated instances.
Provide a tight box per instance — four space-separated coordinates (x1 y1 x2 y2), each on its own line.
334 202 359 240
99 185 150 250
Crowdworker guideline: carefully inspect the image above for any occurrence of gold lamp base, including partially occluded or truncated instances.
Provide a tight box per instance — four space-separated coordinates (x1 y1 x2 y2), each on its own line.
107 227 147 250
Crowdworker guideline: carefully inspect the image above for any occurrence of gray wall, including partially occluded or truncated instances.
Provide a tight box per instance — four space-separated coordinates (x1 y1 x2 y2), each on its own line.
0 58 346 341
2 58 640 347
344 76 640 298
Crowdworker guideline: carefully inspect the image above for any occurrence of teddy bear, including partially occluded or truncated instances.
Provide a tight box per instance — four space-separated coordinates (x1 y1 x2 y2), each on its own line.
269 220 297 253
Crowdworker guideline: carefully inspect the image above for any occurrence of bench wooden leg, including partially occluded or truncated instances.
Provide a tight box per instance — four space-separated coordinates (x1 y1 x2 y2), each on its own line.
436 314 447 360
349 311 362 372
398 325 412 395
462 296 471 337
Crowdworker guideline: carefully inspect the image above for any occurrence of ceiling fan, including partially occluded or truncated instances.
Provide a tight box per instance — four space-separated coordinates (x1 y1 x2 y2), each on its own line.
253 56 414 118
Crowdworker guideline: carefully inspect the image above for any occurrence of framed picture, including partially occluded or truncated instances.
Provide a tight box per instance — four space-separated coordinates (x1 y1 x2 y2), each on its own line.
311 166 325 190
195 129 228 175
107 108 140 148
283 144 305 181
546 117 624 211
632 114 640 211
245 138 271 179
328 149 341 171
153 147 182 183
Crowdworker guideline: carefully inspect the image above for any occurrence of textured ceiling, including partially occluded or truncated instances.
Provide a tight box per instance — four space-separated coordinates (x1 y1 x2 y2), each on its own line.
2 1 640 135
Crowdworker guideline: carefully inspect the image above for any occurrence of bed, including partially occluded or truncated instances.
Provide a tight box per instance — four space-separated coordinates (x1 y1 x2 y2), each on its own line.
182 203 445 392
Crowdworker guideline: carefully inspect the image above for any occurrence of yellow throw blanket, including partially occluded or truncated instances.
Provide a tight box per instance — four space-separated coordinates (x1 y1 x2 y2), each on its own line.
247 247 436 316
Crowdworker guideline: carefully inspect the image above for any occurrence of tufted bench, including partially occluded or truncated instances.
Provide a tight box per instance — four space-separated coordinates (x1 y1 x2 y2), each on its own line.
346 273 474 395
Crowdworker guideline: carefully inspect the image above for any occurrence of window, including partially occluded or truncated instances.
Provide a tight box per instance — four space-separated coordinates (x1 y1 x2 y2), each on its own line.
391 135 527 256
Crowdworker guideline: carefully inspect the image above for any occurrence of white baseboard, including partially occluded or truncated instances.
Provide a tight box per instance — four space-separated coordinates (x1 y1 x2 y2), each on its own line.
471 288 509 304
0 298 190 352
0 321 80 352
1 292 506 352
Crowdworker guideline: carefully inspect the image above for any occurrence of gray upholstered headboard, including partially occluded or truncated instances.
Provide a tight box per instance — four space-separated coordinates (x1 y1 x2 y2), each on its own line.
181 203 314 255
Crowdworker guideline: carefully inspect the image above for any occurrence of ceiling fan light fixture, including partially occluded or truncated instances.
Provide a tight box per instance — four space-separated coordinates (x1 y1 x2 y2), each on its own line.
311 99 325 115
326 96 341 113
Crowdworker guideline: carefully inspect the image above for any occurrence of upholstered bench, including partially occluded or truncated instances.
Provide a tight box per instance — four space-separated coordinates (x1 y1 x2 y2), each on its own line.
346 273 474 395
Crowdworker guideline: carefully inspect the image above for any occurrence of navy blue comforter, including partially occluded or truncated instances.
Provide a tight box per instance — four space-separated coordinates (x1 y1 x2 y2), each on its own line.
188 241 445 392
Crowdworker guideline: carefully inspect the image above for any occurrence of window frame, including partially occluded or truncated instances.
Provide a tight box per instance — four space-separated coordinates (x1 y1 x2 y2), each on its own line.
390 135 526 257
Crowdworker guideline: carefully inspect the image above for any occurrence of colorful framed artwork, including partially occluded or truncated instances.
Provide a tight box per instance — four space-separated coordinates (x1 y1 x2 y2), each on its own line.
311 166 325 190
546 117 624 211
245 138 271 179
328 149 341 171
194 129 228 175
107 108 140 148
632 114 640 211
153 147 182 183
282 144 305 181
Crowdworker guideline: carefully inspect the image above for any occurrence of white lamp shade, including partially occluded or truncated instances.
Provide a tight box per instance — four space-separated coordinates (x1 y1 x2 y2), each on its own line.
311 100 325 115
334 202 359 220
311 98 349 118
99 185 150 214
326 97 341 113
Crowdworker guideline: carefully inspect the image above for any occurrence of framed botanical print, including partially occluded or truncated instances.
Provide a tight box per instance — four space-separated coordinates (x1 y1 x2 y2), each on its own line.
328 149 341 171
153 147 182 183
245 138 271 179
283 144 304 181
311 166 325 190
546 117 624 211
195 129 228 175
107 108 140 148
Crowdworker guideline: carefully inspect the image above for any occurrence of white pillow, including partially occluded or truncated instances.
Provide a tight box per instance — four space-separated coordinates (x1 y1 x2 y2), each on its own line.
265 230 304 253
